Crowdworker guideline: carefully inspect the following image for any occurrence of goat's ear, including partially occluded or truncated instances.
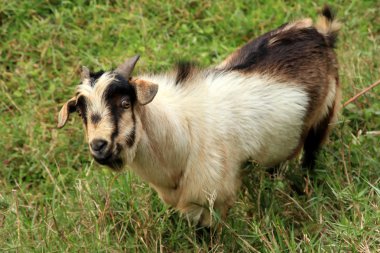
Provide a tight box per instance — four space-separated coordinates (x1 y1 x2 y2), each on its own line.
130 79 158 105
57 97 77 129
115 55 140 80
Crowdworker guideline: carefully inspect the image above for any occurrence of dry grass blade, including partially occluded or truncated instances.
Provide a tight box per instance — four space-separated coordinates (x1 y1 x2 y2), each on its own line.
343 79 380 107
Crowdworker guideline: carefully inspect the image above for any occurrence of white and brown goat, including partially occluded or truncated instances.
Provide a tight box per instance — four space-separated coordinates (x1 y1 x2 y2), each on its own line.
58 7 341 226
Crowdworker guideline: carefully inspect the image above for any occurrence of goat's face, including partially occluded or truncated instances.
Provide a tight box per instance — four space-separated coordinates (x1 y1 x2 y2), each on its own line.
58 56 158 170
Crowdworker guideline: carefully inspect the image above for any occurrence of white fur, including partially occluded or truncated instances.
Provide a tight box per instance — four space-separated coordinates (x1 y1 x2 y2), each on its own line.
128 71 309 224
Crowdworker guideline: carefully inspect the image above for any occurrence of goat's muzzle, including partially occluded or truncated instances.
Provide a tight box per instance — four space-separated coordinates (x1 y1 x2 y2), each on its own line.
90 139 108 154
90 139 124 170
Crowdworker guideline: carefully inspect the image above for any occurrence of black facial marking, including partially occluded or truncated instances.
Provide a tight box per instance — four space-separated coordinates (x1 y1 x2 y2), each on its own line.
91 113 101 124
76 96 88 126
126 110 136 147
102 74 137 149
110 108 119 144
103 74 136 102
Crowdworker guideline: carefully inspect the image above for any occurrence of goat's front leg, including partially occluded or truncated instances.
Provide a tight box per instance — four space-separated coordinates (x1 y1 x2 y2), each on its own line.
195 197 234 228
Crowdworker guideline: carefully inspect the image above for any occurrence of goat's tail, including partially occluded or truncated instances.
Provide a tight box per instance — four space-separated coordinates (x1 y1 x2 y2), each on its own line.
315 5 341 47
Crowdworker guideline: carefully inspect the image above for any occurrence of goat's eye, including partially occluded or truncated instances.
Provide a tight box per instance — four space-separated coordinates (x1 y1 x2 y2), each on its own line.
121 99 131 109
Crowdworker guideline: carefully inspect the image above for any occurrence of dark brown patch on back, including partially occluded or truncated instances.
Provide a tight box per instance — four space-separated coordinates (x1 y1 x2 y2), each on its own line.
222 22 288 72
224 23 338 126
226 27 331 82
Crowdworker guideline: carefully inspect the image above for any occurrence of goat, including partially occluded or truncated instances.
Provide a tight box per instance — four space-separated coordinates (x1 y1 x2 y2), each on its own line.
58 6 341 226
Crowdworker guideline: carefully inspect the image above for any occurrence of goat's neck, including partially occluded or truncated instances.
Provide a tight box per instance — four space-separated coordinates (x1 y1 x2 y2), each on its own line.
131 97 190 189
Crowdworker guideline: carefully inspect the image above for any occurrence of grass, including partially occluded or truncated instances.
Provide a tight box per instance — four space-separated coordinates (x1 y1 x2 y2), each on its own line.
0 0 379 251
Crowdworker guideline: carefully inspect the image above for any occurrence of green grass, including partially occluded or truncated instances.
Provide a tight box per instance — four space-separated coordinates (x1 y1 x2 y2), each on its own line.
1 0 379 251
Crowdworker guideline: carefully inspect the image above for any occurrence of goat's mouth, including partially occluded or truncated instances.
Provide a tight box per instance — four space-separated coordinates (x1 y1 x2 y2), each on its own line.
92 145 124 170
96 156 124 170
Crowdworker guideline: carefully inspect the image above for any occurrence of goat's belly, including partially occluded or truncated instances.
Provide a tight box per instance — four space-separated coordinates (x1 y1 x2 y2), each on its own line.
237 91 308 166
256 134 301 167
245 114 305 166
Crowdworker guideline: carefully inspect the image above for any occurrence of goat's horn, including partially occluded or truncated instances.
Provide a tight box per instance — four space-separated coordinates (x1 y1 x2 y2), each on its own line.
81 66 90 81
115 55 140 79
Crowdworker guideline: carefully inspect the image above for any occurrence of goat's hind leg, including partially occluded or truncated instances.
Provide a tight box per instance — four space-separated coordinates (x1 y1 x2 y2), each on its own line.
302 106 335 170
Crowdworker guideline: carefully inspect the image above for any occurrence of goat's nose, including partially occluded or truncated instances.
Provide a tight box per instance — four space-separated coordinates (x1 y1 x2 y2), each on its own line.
90 139 108 153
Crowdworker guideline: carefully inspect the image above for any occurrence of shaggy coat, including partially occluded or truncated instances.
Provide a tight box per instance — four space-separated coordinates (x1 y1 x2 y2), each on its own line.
58 7 341 226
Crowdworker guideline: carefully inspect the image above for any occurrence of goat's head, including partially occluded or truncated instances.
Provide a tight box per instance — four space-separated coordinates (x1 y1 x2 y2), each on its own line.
57 56 158 170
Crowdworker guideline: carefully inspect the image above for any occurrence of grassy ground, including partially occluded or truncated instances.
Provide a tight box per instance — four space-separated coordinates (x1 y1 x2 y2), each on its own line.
1 0 379 251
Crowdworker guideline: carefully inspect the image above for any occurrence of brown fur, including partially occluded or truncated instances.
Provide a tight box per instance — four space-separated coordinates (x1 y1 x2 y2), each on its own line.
217 6 341 168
